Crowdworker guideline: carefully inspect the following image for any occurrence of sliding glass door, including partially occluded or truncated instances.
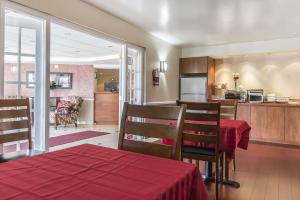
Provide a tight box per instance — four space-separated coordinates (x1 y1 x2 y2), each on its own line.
2 7 47 152
121 45 144 106
1 1 145 152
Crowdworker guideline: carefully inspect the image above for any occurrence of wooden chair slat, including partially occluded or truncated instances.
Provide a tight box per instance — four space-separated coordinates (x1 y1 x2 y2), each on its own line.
185 112 219 121
0 120 29 131
126 104 182 120
183 133 217 144
0 131 29 143
177 101 220 111
0 99 28 107
122 139 173 159
183 123 219 132
125 121 176 140
0 109 28 119
220 113 235 119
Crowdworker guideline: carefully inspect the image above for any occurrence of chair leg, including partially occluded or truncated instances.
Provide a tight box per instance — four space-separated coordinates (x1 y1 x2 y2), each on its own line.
220 154 224 183
215 157 219 200
188 159 192 163
233 157 236 171
196 159 200 169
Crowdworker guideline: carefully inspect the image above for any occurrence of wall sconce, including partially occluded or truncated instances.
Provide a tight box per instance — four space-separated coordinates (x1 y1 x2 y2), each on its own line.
160 61 167 73
54 64 59 69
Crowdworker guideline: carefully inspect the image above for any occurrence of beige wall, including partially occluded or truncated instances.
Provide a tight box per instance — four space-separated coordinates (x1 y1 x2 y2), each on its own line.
215 52 300 97
11 0 180 103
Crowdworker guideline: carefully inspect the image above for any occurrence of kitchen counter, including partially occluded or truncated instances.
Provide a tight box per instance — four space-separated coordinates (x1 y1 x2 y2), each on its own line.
238 102 300 107
237 102 300 146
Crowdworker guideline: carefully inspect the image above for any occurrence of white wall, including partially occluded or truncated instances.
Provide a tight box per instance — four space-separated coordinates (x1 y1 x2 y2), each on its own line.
215 52 300 97
182 37 300 58
10 0 180 103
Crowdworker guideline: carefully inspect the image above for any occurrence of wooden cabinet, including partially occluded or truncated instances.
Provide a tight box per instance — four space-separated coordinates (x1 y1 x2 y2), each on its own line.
237 103 250 125
179 57 215 99
180 57 212 74
250 105 285 142
94 93 119 123
285 107 300 144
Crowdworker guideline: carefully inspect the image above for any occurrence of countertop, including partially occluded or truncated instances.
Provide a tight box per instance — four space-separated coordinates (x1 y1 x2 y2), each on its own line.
238 102 300 107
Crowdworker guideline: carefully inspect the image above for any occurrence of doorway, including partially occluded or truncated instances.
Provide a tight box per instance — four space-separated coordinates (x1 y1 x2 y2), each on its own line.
0 2 145 152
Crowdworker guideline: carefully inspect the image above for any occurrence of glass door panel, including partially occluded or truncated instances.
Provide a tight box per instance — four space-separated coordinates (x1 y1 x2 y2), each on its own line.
2 8 45 152
126 47 143 104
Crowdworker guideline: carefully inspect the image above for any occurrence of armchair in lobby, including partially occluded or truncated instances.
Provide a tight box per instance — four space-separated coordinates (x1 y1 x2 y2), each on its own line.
53 96 83 129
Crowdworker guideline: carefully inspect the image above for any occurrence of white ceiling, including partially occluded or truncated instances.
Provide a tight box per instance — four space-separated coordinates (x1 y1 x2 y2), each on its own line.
5 10 121 65
83 0 300 47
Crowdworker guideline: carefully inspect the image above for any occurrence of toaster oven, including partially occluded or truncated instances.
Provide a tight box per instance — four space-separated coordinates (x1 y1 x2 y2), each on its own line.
247 89 264 103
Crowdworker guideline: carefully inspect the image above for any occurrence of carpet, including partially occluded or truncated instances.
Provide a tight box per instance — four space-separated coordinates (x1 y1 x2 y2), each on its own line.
3 130 110 153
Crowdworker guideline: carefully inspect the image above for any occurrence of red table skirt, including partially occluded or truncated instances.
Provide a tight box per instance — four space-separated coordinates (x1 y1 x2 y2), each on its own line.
0 144 209 200
164 119 251 160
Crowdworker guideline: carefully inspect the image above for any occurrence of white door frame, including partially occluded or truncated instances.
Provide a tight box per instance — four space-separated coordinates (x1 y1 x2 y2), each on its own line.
0 0 50 152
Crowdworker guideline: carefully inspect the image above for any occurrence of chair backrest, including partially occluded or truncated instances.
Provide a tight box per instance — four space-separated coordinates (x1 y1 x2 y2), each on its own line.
208 99 238 120
119 102 186 160
176 100 221 152
0 98 32 150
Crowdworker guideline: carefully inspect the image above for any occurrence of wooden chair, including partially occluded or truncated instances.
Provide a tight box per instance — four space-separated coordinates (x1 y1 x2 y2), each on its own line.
119 102 186 160
208 99 238 174
0 98 40 163
177 101 222 200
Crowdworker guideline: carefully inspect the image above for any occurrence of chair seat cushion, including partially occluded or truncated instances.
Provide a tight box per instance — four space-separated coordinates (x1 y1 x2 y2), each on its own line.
183 146 222 156
0 150 44 163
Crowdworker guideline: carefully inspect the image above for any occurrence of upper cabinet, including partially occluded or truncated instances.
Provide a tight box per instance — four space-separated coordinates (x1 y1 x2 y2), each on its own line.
180 57 213 74
180 57 215 99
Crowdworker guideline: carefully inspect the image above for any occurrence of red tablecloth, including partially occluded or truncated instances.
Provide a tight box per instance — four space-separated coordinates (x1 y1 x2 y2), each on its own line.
164 119 251 161
0 144 209 200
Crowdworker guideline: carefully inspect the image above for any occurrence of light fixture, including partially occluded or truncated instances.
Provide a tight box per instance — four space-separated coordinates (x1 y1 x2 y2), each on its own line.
160 61 168 73
54 64 59 69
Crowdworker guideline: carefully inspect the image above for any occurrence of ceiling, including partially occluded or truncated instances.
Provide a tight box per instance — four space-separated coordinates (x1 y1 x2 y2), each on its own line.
5 10 121 66
83 0 300 47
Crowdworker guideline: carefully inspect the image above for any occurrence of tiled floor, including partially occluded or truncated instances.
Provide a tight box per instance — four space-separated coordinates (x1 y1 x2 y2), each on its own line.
49 124 119 152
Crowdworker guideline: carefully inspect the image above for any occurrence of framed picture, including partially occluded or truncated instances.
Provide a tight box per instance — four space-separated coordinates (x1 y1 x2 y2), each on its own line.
27 71 73 89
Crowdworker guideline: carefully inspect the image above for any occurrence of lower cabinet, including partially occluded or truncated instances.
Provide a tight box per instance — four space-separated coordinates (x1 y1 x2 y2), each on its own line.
250 105 285 142
237 104 300 145
285 107 300 143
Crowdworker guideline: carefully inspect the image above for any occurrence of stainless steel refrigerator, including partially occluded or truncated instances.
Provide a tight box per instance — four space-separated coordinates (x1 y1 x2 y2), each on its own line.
180 77 207 102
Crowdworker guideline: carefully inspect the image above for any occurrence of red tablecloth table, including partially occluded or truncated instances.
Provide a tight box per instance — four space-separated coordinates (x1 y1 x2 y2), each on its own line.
0 144 209 200
164 119 251 161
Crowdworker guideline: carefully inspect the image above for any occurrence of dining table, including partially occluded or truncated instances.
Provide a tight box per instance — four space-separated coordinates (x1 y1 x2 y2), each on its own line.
164 119 251 188
0 144 209 200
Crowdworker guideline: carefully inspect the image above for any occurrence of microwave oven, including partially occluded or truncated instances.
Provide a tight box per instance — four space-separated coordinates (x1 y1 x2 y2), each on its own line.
247 89 264 103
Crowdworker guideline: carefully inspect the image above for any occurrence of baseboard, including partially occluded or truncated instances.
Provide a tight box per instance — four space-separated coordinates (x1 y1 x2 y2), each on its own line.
250 140 300 149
